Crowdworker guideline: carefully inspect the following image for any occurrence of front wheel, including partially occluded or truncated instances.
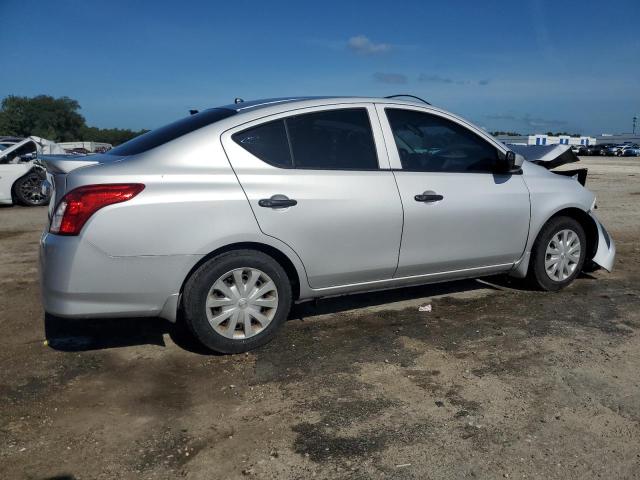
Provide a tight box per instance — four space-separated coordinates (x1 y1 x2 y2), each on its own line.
13 170 50 206
528 216 587 291
182 250 292 354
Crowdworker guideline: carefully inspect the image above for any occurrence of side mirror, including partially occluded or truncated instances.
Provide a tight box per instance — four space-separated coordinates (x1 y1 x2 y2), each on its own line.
497 150 523 174
513 153 525 168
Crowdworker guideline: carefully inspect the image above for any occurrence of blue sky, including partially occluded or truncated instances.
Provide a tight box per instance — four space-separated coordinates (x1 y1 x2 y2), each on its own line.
1 0 638 135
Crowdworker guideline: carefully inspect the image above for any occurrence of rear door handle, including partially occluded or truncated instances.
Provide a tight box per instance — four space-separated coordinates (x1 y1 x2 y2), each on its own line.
414 193 443 203
258 195 297 208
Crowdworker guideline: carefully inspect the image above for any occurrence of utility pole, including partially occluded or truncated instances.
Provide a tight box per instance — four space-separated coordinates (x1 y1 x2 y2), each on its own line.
634 115 637 135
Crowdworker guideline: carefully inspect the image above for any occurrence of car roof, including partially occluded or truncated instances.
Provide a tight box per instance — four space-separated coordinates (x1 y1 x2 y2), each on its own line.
204 95 510 156
211 96 473 131
217 96 435 113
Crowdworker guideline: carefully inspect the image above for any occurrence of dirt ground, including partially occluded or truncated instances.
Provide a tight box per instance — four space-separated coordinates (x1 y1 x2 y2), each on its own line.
1 157 639 480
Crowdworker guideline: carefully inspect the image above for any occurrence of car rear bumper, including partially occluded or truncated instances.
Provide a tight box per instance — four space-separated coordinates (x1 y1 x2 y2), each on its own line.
39 232 200 322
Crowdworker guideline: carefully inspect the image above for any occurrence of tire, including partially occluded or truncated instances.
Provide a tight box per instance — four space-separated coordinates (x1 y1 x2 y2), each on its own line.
528 216 587 291
13 170 50 206
182 249 292 354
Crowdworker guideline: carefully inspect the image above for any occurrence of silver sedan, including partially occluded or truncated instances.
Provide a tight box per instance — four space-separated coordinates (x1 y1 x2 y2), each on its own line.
40 97 615 353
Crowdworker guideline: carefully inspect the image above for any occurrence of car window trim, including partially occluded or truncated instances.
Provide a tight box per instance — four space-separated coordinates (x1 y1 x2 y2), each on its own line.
282 117 297 167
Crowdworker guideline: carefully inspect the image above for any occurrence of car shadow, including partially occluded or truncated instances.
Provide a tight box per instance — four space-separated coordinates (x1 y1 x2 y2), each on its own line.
44 313 213 355
44 276 513 355
289 277 502 319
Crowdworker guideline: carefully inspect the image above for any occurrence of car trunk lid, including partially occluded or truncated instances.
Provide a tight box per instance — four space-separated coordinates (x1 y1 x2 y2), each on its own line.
39 153 126 218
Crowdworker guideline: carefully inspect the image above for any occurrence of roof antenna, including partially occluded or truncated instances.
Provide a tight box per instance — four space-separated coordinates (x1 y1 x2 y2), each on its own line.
189 109 199 115
234 97 244 104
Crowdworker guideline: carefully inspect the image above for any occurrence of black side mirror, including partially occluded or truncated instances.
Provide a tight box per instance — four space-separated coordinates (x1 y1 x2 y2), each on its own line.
496 150 522 174
505 151 516 170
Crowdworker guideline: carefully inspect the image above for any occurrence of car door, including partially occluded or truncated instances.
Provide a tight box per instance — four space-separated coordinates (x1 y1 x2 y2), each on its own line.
221 104 403 289
376 104 531 278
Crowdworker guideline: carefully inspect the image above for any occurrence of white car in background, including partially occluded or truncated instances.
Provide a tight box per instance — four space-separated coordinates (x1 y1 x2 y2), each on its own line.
0 136 64 206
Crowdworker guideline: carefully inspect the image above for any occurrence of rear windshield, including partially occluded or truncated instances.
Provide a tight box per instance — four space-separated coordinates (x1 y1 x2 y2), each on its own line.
107 108 236 156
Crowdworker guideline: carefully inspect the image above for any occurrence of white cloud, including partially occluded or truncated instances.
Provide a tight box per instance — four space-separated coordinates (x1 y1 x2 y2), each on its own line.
373 72 408 84
347 35 391 55
485 113 568 128
418 74 490 86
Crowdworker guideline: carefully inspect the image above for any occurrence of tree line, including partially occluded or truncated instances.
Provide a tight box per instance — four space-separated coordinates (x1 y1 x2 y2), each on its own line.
0 95 148 146
491 130 584 137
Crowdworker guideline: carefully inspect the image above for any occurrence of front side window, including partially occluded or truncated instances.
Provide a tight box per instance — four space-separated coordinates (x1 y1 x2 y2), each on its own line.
386 108 499 173
232 108 379 170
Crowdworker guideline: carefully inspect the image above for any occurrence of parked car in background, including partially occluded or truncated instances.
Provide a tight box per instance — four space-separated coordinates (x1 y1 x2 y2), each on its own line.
577 146 588 155
0 136 22 151
64 147 91 155
587 145 607 156
622 145 640 157
589 145 608 156
0 136 64 206
39 96 616 353
606 144 630 156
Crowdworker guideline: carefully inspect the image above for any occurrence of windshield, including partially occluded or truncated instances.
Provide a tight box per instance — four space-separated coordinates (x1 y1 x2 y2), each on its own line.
0 140 37 164
107 108 236 156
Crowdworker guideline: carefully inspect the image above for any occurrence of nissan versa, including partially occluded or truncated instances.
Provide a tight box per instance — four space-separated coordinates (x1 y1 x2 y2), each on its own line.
39 97 616 353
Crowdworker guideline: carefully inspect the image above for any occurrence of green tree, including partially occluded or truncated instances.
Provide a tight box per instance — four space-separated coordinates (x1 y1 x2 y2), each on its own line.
0 95 85 141
0 95 148 145
80 126 149 145
491 131 522 136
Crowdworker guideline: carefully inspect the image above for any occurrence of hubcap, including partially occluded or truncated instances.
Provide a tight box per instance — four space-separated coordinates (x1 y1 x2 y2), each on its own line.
205 268 278 339
545 229 581 282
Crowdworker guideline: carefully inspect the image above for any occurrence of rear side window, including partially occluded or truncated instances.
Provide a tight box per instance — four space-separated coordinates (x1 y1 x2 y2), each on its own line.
108 108 236 156
232 108 379 170
232 120 292 168
286 109 378 170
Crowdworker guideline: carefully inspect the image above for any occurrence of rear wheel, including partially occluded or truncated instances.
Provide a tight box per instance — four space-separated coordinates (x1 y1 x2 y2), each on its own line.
182 250 292 353
13 170 50 206
528 216 586 291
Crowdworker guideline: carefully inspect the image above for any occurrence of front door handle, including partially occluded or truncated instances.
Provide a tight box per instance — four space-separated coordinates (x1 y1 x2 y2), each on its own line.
414 193 443 203
259 195 298 208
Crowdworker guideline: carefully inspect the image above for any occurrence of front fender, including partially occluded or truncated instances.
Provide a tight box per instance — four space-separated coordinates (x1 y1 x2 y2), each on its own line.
0 163 32 204
510 211 615 278
589 212 615 272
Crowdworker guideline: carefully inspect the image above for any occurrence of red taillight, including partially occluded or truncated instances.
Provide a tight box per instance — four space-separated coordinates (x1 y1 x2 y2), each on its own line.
50 184 145 236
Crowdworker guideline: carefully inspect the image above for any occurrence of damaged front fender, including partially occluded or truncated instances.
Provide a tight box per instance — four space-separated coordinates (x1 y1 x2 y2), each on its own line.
589 212 616 272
